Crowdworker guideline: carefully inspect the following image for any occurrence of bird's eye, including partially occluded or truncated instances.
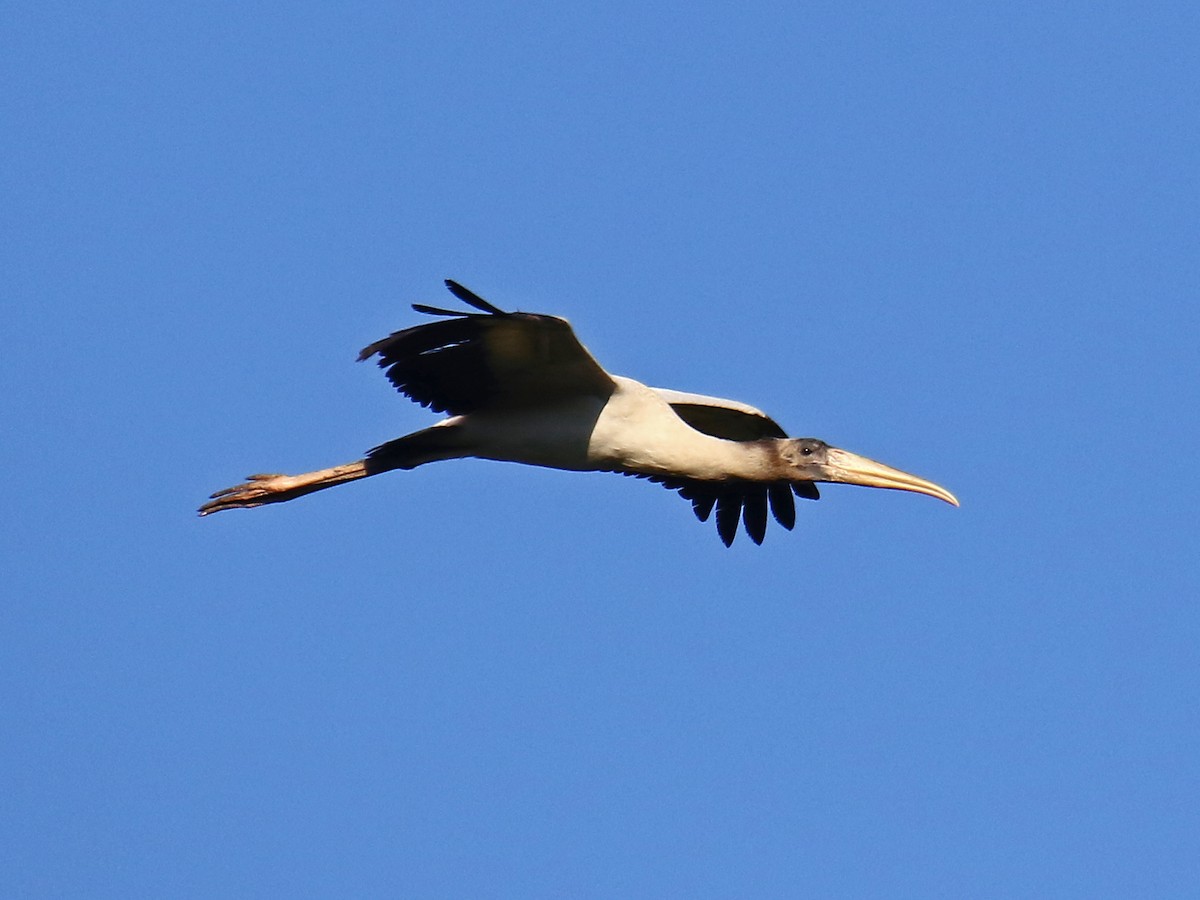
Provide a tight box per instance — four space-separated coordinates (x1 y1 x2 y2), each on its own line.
801 446 813 456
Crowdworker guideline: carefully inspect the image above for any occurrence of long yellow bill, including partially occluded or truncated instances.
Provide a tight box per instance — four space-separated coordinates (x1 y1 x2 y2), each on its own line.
824 448 959 506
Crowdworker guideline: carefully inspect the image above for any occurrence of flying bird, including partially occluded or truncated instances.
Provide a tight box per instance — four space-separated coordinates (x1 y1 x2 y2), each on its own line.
200 280 958 545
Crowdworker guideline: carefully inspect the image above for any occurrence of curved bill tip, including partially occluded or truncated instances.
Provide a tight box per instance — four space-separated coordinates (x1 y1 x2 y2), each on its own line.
932 485 960 507
825 448 959 507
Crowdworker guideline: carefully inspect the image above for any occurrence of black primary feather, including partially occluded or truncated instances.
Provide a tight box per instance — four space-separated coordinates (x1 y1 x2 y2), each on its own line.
627 473 817 545
690 492 717 522
769 483 796 530
715 493 743 547
742 488 769 545
444 279 508 315
793 482 820 500
411 303 480 317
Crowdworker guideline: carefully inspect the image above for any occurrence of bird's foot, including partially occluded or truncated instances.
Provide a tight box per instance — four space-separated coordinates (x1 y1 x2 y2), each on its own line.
198 461 370 516
198 473 299 515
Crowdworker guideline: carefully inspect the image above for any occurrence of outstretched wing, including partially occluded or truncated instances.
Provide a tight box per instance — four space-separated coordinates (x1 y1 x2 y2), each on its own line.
359 280 616 415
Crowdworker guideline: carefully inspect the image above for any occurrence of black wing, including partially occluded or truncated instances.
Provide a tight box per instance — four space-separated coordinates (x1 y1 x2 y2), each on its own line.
359 280 616 415
629 473 819 547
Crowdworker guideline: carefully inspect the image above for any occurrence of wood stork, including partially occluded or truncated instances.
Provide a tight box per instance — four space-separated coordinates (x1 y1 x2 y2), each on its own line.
199 280 957 545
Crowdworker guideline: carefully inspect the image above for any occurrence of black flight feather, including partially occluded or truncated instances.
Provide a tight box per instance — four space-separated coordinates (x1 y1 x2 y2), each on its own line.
793 482 820 500
742 488 769 545
715 493 743 547
444 279 508 315
411 303 480 317
691 492 717 522
769 483 796 530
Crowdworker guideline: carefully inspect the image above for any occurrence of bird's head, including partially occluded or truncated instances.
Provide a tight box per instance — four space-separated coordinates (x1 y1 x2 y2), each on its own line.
780 438 959 506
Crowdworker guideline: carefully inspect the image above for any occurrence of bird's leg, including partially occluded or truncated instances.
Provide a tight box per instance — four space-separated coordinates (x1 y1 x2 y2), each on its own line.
198 422 470 516
198 460 376 515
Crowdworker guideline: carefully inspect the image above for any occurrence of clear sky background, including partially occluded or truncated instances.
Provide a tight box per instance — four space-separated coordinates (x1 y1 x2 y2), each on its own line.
3 2 1198 897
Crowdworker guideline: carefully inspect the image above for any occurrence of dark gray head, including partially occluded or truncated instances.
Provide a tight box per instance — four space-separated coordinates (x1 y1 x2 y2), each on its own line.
780 437 958 505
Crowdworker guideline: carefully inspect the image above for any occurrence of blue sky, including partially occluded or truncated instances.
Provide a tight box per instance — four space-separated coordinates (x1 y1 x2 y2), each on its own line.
3 2 1198 896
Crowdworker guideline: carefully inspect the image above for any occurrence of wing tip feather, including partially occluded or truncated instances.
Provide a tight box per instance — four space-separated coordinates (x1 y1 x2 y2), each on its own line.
443 279 507 315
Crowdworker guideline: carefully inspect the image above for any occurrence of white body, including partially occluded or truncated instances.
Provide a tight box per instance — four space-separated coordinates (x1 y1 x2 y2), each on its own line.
452 376 774 481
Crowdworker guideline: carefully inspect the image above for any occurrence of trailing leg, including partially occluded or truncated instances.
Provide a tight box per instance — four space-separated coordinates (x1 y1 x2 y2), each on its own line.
198 422 467 515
